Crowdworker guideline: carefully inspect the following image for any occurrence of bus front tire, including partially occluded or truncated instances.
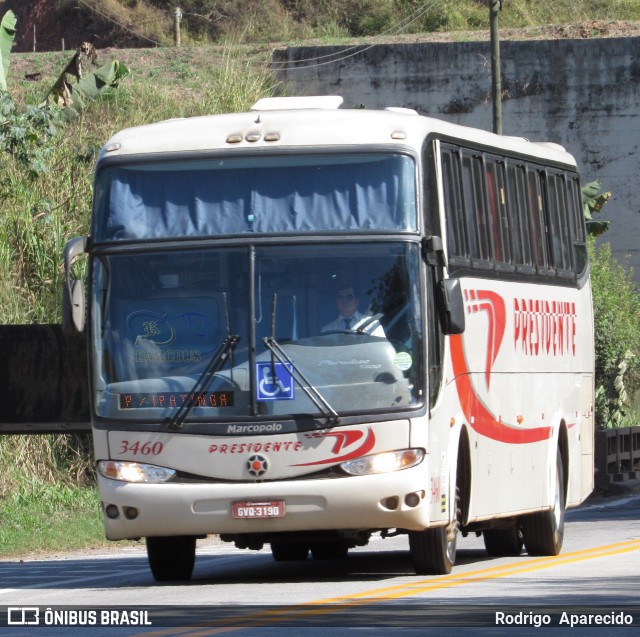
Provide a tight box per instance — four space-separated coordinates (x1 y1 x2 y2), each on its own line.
409 484 460 575
146 536 196 582
409 523 457 575
522 450 565 556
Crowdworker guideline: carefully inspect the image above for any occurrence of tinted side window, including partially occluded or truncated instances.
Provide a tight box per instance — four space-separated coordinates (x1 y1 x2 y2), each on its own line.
441 148 467 260
567 175 588 276
507 163 533 269
438 140 585 285
486 157 511 266
546 172 573 275
527 169 552 273
461 152 491 263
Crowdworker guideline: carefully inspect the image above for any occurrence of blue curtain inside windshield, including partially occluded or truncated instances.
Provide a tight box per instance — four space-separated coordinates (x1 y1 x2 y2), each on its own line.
96 155 416 241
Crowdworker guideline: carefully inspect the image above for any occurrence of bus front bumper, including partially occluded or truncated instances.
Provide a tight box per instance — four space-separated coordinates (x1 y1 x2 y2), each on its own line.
98 466 438 540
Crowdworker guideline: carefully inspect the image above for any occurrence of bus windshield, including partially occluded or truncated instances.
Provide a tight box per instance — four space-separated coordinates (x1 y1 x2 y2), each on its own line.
93 153 417 241
92 242 424 423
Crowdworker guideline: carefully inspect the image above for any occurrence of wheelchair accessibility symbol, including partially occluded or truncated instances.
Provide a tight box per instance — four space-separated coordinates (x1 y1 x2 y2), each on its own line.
256 362 295 400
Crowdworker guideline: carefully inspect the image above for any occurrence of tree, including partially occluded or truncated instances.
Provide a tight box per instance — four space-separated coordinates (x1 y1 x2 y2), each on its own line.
589 241 640 427
582 182 640 427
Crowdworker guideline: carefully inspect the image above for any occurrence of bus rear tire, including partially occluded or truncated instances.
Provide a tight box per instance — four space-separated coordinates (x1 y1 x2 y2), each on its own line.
271 541 309 561
146 536 196 582
483 525 524 556
522 450 565 556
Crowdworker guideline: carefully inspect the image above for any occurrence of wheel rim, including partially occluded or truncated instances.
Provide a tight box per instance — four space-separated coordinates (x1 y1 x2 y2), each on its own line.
552 455 565 534
446 520 458 563
553 473 562 529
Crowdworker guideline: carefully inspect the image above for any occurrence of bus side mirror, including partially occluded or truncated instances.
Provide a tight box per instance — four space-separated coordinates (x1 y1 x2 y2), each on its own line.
437 278 465 335
63 236 87 333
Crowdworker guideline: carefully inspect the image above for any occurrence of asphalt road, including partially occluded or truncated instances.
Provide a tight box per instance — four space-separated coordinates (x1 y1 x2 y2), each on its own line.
1 487 639 636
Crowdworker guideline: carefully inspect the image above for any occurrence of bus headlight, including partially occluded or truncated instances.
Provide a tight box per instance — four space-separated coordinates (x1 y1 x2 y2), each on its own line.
340 448 424 476
98 460 176 483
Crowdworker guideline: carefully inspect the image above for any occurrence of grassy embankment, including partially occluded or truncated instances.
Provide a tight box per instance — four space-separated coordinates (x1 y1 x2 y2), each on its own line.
50 0 640 50
0 44 275 557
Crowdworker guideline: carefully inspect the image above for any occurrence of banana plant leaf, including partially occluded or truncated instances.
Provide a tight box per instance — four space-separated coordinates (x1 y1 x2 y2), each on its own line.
586 219 610 236
48 59 129 120
77 60 129 99
0 10 17 91
582 179 612 236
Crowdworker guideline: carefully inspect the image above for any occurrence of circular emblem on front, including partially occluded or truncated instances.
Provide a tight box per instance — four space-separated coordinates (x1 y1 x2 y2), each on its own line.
247 454 269 477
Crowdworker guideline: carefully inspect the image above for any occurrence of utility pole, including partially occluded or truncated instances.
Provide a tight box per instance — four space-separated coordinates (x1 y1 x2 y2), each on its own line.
490 0 502 134
174 7 182 46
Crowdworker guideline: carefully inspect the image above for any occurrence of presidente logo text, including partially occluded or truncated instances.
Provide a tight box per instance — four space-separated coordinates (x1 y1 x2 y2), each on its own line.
464 291 578 388
514 298 577 357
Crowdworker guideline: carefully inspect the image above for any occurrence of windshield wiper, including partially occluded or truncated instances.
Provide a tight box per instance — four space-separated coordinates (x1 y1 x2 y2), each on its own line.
167 334 240 431
168 293 239 430
262 336 340 426
263 293 339 426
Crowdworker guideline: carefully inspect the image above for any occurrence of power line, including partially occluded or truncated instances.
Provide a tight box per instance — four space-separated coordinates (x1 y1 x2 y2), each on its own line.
75 0 171 47
181 11 227 25
268 0 440 70
162 0 442 70
37 0 441 69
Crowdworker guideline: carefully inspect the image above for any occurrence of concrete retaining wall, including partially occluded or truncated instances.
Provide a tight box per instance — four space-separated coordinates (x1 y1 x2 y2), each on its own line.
595 426 640 488
274 37 640 279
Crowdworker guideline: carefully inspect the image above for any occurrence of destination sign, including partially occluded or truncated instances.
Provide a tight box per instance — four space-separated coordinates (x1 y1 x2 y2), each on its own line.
120 391 234 409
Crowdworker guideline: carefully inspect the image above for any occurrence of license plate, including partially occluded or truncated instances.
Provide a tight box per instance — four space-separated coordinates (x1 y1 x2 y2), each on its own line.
231 500 285 519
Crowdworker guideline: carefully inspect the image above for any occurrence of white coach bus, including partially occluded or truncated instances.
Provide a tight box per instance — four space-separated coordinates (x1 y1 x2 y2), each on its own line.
63 96 594 581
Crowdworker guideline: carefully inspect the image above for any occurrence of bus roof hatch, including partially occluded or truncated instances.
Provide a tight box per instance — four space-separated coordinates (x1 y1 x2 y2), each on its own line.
251 96 344 111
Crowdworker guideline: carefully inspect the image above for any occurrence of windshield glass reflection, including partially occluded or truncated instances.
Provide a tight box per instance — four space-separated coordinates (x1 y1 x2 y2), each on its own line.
92 243 423 422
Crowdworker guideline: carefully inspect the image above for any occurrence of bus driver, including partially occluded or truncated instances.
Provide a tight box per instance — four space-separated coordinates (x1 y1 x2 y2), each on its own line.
321 284 385 337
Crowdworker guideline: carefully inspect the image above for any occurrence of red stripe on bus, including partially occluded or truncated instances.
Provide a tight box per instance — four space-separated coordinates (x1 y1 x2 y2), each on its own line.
292 427 376 466
450 334 552 444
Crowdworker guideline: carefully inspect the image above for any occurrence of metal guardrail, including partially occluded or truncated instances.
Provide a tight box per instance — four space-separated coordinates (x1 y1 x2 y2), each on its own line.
0 325 90 434
595 426 640 489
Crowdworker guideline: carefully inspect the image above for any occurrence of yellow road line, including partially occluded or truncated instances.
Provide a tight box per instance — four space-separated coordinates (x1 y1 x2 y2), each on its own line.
137 538 640 637
316 538 640 603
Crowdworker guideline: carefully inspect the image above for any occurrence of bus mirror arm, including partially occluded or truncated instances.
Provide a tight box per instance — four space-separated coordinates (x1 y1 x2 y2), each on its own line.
422 235 447 269
422 236 464 334
62 236 87 333
437 278 466 335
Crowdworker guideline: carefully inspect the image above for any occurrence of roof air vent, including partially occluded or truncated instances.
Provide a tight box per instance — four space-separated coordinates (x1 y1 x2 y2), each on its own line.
251 96 344 111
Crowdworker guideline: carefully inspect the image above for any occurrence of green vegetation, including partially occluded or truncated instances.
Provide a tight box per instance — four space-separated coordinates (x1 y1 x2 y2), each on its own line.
56 0 640 48
0 478 107 556
0 36 275 555
0 44 275 326
581 181 640 428
0 433 105 556
590 241 640 428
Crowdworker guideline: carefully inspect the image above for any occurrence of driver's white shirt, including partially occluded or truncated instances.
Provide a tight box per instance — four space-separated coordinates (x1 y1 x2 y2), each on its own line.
321 311 385 337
